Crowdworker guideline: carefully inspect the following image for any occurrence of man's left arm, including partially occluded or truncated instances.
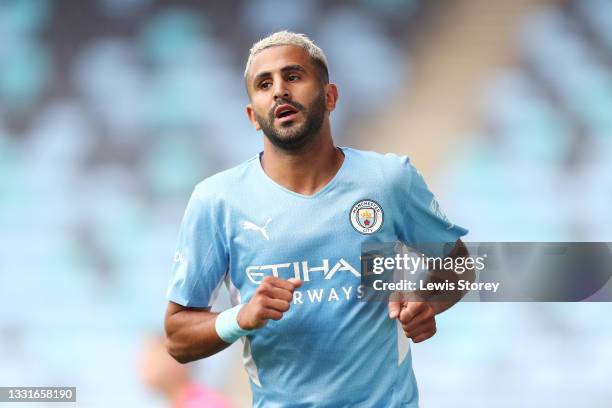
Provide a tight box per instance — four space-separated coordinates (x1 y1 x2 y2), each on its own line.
388 239 475 343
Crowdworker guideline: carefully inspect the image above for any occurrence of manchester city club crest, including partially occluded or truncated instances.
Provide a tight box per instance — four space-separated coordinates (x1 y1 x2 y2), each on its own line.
350 199 384 234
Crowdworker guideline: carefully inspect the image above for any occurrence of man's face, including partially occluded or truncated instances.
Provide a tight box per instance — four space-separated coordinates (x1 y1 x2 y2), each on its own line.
246 45 332 151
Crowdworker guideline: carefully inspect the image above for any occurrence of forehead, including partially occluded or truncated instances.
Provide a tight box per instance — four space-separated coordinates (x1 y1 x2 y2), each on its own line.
248 45 312 79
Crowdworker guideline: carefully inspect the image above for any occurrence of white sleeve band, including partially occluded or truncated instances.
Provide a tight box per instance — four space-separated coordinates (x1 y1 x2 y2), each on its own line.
215 304 253 344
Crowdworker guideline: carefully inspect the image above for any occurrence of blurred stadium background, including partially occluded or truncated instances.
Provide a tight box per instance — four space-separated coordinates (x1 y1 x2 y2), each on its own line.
0 0 611 406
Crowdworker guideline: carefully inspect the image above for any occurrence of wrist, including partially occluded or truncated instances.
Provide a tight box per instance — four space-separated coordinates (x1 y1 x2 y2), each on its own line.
428 299 450 315
215 304 253 344
236 307 251 330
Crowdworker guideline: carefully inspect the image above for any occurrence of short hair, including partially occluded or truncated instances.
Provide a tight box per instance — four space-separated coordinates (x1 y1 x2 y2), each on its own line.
244 30 330 86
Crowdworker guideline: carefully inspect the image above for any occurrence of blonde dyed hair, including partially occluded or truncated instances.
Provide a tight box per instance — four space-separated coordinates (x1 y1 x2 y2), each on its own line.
244 30 329 84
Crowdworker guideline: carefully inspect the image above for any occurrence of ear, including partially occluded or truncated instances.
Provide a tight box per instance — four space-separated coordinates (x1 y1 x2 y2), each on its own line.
324 83 339 112
246 104 261 131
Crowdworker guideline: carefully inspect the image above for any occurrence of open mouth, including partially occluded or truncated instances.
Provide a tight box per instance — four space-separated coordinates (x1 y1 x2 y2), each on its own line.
274 104 299 120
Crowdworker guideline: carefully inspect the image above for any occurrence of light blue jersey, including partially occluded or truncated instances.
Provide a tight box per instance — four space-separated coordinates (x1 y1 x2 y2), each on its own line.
167 147 468 408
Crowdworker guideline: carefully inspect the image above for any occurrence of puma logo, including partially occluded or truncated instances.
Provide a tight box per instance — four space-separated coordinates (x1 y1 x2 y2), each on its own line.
242 218 272 240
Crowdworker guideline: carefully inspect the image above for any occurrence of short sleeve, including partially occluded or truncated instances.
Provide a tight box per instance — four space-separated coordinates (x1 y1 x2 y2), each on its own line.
166 186 228 307
396 158 468 257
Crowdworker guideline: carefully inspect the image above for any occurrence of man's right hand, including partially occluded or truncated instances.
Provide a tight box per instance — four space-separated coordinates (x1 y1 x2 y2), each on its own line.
237 276 302 330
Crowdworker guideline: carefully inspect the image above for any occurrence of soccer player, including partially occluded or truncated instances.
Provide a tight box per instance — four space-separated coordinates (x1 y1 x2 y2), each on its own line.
165 31 471 407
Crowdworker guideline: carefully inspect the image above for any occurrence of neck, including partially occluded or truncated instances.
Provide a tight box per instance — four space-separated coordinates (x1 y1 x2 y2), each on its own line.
261 123 343 196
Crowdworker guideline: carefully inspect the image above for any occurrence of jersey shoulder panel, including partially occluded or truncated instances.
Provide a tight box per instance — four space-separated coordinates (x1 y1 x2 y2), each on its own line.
191 155 259 203
345 148 415 188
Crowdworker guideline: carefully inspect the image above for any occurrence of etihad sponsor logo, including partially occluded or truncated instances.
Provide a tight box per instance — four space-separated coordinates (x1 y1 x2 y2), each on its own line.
245 258 359 284
292 284 364 304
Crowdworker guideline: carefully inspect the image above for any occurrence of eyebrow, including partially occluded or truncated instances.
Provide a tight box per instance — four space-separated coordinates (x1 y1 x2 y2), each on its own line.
252 64 307 87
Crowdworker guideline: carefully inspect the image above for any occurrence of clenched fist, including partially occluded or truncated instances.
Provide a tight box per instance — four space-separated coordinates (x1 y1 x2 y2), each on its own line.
388 300 437 343
237 276 302 330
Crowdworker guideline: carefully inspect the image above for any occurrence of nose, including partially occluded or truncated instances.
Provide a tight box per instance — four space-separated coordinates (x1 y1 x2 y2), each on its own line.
273 80 290 101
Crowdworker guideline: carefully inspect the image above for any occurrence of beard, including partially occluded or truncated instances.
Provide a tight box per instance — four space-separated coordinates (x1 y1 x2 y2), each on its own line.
254 90 326 152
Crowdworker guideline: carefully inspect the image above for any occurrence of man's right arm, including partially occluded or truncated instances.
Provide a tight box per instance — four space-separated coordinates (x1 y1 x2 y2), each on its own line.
164 302 229 364
165 276 302 364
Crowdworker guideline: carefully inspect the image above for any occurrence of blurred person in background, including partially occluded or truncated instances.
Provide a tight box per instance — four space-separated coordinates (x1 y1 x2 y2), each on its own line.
138 334 235 408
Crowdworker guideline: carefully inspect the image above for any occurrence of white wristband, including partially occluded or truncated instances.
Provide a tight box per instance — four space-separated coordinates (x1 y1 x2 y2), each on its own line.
215 304 252 344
